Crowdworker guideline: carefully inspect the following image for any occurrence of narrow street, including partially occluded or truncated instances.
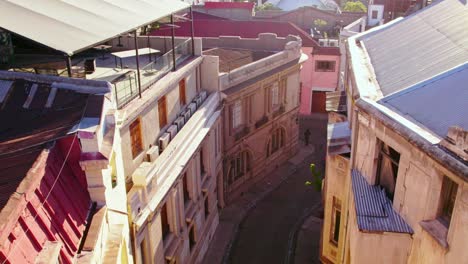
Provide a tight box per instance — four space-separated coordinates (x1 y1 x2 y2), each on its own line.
203 116 328 264
228 152 323 264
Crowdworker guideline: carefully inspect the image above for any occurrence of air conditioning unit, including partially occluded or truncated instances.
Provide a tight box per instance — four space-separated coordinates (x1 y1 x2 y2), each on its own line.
174 116 185 131
181 109 191 123
199 91 207 102
329 40 338 47
188 102 197 115
159 132 171 151
195 96 203 107
319 39 326 47
146 145 159 162
167 125 178 140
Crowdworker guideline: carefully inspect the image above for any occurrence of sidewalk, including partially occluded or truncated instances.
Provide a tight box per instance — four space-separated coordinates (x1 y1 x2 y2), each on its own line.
202 146 315 264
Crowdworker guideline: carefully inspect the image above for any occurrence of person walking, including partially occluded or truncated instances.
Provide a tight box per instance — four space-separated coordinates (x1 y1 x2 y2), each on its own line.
304 129 311 146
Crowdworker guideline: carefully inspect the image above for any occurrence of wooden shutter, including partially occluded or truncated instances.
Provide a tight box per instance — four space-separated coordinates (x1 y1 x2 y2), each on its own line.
158 96 167 128
129 118 143 158
179 79 186 106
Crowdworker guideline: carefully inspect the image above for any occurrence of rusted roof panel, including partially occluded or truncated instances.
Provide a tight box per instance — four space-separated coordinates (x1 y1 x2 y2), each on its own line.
351 169 413 234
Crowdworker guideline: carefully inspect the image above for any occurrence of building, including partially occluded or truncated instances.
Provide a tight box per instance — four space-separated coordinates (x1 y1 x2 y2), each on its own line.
0 1 306 263
264 0 340 12
321 0 468 263
0 72 127 263
202 33 305 203
193 2 256 20
367 0 428 26
152 19 340 116
255 7 365 34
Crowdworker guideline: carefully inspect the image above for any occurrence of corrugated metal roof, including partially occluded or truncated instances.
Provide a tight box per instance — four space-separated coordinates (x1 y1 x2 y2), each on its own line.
380 63 468 138
0 0 188 55
327 122 351 155
359 0 468 96
351 169 413 234
326 91 347 112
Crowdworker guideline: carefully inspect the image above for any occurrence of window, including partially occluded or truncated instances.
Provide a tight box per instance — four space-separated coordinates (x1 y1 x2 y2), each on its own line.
315 61 336 72
271 83 279 110
267 128 286 157
330 197 341 245
130 118 143 159
161 203 170 241
228 151 251 184
183 173 190 206
438 176 458 227
204 194 209 219
376 141 400 202
371 10 378 19
179 79 186 106
232 100 243 129
140 239 149 264
158 96 167 129
189 225 196 251
200 148 205 175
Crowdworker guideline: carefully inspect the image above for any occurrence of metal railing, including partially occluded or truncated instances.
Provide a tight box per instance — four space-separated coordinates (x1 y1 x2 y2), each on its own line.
113 38 193 109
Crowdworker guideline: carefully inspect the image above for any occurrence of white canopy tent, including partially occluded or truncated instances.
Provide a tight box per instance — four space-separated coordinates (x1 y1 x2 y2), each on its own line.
0 0 189 55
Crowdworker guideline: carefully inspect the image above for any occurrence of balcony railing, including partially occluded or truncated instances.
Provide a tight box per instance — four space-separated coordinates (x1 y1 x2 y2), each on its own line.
113 39 193 109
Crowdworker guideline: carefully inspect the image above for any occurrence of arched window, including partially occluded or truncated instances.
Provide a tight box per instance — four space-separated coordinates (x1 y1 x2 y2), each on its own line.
267 128 285 157
228 151 252 185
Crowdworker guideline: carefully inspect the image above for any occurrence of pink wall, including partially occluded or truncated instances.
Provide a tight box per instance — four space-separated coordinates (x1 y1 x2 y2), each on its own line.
299 47 340 115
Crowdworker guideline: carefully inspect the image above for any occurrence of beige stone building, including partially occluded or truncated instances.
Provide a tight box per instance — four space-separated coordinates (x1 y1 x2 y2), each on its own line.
0 1 306 263
321 0 468 263
199 34 306 204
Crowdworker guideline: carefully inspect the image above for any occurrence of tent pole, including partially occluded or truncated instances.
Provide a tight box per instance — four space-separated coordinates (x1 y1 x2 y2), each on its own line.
134 30 142 98
190 7 195 55
66 56 72 77
171 14 176 71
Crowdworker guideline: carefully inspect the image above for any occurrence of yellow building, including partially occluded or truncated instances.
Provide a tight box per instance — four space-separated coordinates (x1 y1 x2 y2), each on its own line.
321 0 468 263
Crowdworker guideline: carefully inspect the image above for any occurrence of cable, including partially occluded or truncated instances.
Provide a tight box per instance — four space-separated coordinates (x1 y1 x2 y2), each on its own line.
2 99 89 264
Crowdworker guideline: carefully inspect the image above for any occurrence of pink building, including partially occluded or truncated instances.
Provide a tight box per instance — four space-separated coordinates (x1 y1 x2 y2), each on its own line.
152 19 341 115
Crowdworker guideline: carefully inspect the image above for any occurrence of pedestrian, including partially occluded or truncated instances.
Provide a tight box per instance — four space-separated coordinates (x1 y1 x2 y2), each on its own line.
304 129 311 146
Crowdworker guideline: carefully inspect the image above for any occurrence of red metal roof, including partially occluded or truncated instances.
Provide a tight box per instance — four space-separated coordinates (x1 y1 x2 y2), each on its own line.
204 1 255 10
0 73 105 263
192 10 228 20
0 137 91 264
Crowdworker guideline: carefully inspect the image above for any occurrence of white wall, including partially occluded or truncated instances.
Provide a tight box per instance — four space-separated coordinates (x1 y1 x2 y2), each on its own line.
368 5 384 26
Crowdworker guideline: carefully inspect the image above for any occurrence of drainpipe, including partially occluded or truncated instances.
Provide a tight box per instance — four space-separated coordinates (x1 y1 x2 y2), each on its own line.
134 30 142 98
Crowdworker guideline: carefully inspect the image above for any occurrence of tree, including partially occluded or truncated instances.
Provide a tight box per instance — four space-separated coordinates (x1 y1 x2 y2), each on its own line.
343 1 367 12
314 19 328 28
305 163 323 191
255 3 281 11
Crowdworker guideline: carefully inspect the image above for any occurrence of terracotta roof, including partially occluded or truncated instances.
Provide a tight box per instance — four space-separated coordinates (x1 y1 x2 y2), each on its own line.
153 19 322 48
204 1 255 10
203 48 274 72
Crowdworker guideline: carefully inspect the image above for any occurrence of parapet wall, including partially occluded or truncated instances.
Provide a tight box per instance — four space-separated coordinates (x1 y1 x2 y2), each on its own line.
203 33 301 52
211 33 303 91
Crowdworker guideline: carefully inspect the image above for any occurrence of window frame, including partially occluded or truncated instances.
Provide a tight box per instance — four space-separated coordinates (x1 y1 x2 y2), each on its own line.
158 96 168 129
438 176 458 227
375 141 400 202
179 78 186 106
161 202 171 241
330 197 342 246
129 118 144 159
182 173 191 206
232 100 243 130
228 150 251 184
315 60 336 72
371 10 378 19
